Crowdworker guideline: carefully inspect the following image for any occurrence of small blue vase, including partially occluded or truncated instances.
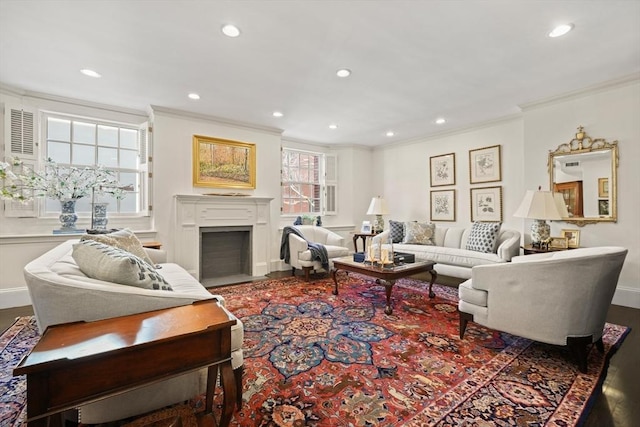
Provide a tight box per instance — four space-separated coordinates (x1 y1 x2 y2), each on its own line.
59 199 78 231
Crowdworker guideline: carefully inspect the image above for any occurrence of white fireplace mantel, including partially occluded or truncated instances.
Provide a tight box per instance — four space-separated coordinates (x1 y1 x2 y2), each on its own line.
173 194 273 280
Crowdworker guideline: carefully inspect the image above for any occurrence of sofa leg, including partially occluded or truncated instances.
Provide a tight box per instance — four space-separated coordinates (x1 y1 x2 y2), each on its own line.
567 335 592 374
234 365 244 410
459 311 473 339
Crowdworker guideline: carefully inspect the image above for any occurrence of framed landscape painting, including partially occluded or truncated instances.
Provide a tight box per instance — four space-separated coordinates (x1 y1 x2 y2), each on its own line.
469 144 501 184
430 152 455 187
470 186 503 222
430 189 456 221
193 135 256 189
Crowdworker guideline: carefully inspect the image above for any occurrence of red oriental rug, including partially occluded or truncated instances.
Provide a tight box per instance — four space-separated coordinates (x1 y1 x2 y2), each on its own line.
1 275 629 426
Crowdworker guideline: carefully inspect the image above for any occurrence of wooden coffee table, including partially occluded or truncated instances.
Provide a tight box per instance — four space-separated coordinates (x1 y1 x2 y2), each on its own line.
330 257 437 315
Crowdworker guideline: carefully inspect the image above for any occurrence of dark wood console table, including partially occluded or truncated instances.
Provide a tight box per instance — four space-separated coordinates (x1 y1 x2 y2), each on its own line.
14 300 237 427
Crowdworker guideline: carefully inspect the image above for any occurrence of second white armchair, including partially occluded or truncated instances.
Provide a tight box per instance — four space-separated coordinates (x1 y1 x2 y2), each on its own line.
282 225 350 280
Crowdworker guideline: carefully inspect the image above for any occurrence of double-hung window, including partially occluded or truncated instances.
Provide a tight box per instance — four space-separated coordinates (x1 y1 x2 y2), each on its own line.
281 148 337 216
42 113 147 215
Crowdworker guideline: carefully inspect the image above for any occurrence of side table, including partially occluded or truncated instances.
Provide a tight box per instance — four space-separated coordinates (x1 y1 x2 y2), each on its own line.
142 241 162 249
522 245 572 255
351 232 378 253
14 300 237 427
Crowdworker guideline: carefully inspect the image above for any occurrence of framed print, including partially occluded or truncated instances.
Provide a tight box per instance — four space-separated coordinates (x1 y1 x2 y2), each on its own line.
430 152 455 187
430 189 456 222
469 144 501 184
549 236 569 249
470 186 503 222
193 135 256 189
598 177 609 198
598 199 609 216
561 229 581 248
361 221 372 233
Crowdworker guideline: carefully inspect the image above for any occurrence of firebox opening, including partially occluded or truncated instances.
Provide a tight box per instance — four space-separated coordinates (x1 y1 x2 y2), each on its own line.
200 226 252 287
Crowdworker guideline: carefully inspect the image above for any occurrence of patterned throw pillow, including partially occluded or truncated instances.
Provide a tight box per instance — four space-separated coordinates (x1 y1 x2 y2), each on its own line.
466 222 501 253
81 228 154 265
72 240 172 291
402 222 436 245
389 220 406 243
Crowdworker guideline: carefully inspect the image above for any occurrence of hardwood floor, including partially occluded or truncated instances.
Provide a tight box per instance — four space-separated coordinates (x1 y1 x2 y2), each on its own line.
2 275 637 426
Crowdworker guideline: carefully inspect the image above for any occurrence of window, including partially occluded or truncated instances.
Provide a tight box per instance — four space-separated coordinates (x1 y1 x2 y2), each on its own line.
281 148 337 215
42 113 147 215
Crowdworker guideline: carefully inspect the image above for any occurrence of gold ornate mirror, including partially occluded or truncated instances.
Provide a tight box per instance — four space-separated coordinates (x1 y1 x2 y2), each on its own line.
548 126 618 226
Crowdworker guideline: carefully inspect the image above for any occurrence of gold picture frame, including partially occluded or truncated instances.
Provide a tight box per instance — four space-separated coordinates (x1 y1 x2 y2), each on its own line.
469 144 501 184
561 229 581 248
193 135 256 189
598 177 609 198
549 236 569 249
430 152 455 187
470 186 503 222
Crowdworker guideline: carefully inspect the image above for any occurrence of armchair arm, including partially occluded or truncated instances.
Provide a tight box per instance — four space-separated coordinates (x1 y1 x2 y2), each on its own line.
495 230 521 261
288 233 308 267
144 248 167 264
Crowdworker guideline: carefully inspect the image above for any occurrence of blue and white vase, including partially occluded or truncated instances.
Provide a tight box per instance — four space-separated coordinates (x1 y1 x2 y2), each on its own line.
58 199 78 231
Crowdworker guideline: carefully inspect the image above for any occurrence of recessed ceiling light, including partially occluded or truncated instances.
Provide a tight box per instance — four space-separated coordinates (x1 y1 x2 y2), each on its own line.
435 118 446 125
336 69 351 78
221 24 241 38
188 93 200 100
549 23 574 38
329 124 338 129
272 111 283 117
80 69 101 78
386 131 395 137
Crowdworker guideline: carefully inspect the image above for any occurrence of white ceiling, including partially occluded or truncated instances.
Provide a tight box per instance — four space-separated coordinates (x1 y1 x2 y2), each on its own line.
1 1 639 147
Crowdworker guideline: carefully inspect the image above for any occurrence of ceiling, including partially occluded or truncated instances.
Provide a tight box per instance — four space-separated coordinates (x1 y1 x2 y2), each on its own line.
1 1 639 147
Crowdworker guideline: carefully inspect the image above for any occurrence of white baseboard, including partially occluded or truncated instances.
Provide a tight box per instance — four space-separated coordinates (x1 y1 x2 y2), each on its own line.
0 287 32 309
612 286 640 309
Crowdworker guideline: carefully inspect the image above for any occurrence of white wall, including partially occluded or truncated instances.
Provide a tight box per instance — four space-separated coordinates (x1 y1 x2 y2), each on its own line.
521 79 640 307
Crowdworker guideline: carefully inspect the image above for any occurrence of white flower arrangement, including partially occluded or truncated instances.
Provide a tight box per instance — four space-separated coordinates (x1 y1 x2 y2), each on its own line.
1 157 128 201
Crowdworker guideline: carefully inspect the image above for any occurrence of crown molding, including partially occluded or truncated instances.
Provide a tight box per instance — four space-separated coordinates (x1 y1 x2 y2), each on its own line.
150 105 283 136
0 83 148 118
519 72 640 112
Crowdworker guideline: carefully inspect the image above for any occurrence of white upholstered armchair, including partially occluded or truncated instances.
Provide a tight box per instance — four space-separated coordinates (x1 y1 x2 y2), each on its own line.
282 225 350 280
458 246 627 373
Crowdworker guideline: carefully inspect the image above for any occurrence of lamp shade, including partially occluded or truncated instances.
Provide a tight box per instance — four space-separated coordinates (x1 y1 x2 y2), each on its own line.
366 196 389 215
513 190 567 220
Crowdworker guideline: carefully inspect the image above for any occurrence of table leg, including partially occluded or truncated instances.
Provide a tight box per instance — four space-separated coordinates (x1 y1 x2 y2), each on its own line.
384 279 395 315
219 361 236 427
428 269 437 298
205 364 219 414
331 268 339 295
352 235 359 252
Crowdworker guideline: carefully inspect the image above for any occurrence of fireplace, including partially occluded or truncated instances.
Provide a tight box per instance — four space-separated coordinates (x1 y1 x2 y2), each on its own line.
200 226 252 287
173 195 273 285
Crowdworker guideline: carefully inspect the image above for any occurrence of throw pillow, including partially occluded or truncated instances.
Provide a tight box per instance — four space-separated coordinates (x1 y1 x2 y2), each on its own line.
389 220 406 243
466 222 501 253
72 240 172 291
402 222 436 245
81 228 154 265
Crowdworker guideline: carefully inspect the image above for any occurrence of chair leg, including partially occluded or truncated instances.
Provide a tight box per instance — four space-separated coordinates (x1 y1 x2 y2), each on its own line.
303 266 312 281
291 267 296 277
459 311 473 339
567 335 593 374
234 365 244 410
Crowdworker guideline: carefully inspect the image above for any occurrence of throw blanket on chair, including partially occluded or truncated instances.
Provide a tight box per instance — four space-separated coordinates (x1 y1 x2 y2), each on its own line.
280 226 330 271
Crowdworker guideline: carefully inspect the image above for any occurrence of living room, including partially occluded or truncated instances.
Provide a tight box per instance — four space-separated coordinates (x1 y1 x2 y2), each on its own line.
0 1 639 426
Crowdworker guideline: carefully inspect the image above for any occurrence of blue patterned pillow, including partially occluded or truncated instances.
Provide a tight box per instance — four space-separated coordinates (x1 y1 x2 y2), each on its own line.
72 240 172 291
466 222 501 253
389 220 405 243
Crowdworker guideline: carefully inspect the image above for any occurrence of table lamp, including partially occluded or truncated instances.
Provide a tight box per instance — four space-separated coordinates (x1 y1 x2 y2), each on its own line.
514 188 569 247
367 196 389 234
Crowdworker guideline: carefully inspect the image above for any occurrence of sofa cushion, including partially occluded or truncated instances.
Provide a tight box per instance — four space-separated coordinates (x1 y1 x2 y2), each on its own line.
389 220 405 243
465 222 501 253
402 222 436 245
81 228 154 265
72 240 172 291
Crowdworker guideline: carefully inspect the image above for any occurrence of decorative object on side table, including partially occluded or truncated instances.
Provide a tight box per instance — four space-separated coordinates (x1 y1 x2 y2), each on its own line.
561 229 581 248
366 196 389 233
513 187 568 248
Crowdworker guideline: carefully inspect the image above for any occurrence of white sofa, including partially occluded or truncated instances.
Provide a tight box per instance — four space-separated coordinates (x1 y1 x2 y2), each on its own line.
371 225 521 279
23 239 244 423
458 247 627 372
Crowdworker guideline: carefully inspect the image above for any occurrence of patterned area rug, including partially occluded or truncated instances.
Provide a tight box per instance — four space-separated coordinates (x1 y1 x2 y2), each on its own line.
0 275 629 426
